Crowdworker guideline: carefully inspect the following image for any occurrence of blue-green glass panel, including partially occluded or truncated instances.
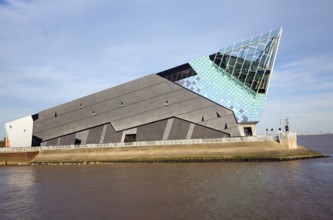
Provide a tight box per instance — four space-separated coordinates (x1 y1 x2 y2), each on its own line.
176 56 267 123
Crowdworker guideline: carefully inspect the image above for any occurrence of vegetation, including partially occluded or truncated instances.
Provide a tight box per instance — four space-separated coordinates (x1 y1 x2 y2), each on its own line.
0 138 5 148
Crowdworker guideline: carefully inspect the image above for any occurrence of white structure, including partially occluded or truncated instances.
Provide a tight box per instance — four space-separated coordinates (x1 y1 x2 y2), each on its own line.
4 116 33 147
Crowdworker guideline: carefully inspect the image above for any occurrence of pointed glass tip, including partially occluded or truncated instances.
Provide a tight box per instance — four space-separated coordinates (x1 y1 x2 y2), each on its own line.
211 28 282 95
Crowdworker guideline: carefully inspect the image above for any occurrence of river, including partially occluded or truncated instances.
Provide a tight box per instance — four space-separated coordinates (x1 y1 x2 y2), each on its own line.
0 134 332 219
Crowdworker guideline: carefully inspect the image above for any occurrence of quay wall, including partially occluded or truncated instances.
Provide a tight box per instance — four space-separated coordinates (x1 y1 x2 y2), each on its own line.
0 135 278 153
0 134 322 165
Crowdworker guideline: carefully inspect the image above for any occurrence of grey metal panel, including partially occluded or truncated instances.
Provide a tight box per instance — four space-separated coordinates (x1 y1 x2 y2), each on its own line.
33 75 183 139
81 93 96 107
122 78 139 94
133 88 156 101
34 107 91 133
103 123 122 143
45 137 59 146
198 114 237 130
136 120 168 141
99 124 108 143
86 125 104 144
59 133 75 145
35 106 112 138
138 74 164 89
32 74 243 142
162 118 174 140
42 109 56 121
186 123 195 139
191 124 229 139
180 109 204 123
94 89 110 104
177 107 212 124
223 127 242 137
166 80 183 91
111 96 212 131
34 75 157 124
107 84 124 100
119 93 139 106
149 82 174 96
37 112 45 121
211 105 233 116
75 130 89 145
111 104 173 131
99 98 123 112
168 118 191 140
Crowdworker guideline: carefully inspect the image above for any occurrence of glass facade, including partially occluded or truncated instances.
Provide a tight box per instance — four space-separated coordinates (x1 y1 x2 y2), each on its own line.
175 29 282 123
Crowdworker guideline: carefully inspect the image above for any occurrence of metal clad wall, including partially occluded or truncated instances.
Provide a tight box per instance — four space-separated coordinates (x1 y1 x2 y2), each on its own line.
46 138 59 146
136 120 168 142
32 72 240 144
86 125 104 144
59 133 75 145
168 118 191 140
103 124 122 143
191 124 229 139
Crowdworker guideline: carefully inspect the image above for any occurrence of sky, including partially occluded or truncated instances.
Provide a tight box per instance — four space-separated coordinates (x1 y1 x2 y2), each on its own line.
1 0 333 138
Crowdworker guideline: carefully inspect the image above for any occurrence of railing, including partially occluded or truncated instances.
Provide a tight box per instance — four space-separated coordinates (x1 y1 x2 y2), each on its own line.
0 135 279 153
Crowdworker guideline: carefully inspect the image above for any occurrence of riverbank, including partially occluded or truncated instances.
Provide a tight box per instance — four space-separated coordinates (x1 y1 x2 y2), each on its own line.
0 139 325 166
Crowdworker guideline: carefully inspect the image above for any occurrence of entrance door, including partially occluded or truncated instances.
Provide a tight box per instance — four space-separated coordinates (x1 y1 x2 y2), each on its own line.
244 127 253 136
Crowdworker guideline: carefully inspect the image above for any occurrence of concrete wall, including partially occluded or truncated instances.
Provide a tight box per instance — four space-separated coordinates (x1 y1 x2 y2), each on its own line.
279 132 297 149
0 136 279 153
4 116 33 147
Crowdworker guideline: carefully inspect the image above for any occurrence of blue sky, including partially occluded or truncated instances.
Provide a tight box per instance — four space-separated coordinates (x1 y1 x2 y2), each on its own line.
1 0 333 137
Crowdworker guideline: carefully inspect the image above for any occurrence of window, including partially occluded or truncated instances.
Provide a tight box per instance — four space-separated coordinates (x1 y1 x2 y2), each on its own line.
244 127 253 136
75 139 81 145
124 134 136 143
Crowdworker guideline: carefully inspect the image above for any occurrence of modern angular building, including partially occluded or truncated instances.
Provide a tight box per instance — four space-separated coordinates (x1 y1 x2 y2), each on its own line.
4 28 282 147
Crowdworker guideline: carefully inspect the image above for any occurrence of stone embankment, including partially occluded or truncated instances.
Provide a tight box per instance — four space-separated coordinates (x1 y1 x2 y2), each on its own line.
0 135 325 166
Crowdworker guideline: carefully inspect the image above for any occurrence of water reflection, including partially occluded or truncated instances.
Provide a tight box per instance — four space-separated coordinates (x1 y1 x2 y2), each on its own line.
0 167 39 220
0 135 332 220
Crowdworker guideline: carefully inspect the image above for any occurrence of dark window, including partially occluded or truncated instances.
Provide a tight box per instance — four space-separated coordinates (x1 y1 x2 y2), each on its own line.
32 114 39 121
216 112 221 118
201 116 205 122
224 123 228 129
244 127 253 136
55 112 57 117
157 63 197 82
75 139 81 145
124 134 136 143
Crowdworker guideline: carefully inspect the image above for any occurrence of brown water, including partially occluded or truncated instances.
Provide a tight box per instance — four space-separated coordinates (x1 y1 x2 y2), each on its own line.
0 135 332 220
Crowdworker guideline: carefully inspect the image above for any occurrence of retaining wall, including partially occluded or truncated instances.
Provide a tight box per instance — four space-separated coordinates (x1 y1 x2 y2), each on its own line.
0 135 278 153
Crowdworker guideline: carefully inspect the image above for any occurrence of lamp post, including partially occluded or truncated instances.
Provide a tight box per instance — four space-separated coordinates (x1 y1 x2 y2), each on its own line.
280 117 290 133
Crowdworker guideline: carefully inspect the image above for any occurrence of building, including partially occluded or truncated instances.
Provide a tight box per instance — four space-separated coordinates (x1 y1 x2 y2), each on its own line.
4 28 282 147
